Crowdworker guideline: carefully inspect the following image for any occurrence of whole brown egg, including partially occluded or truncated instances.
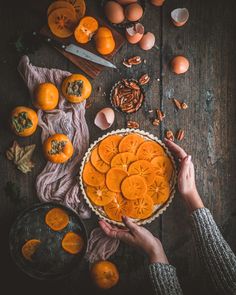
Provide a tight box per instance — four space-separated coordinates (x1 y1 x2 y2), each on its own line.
104 1 125 24
125 3 143 22
171 56 189 74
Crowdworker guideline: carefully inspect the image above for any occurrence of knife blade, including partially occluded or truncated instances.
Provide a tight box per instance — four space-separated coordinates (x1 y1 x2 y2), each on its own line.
33 32 117 69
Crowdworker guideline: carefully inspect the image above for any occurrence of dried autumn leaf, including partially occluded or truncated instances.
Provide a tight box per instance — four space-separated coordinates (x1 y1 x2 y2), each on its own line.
6 141 36 174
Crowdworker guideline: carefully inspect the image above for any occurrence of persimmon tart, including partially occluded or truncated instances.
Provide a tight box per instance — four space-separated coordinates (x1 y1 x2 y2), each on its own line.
80 129 176 225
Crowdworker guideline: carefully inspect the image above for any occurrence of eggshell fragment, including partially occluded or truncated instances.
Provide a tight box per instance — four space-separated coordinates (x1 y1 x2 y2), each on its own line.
171 8 189 27
171 56 189 74
117 0 137 4
139 32 155 51
125 3 143 22
150 0 165 6
104 1 125 24
126 23 144 44
94 108 115 130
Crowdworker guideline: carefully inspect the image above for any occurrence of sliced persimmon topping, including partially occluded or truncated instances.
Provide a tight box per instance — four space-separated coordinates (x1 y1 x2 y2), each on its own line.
128 160 155 185
82 161 105 187
111 152 137 171
22 239 41 261
136 141 165 161
129 196 154 220
98 135 122 164
121 175 147 200
106 167 128 192
90 147 110 173
118 134 144 153
104 193 133 222
86 185 116 206
146 176 170 205
151 156 174 182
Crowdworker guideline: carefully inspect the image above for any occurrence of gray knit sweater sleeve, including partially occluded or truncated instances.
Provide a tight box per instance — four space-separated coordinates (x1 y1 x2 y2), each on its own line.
148 263 183 295
191 207 236 294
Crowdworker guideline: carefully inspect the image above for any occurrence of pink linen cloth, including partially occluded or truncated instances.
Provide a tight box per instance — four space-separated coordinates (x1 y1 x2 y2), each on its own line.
17 55 119 262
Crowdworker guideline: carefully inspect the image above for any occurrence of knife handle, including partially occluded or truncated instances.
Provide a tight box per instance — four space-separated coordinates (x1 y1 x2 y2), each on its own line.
32 31 67 50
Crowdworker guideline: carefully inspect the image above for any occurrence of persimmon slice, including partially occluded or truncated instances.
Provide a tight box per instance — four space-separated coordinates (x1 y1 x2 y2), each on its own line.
146 176 170 205
62 232 84 254
151 156 174 181
90 147 110 173
86 185 115 206
106 168 128 192
121 175 147 200
111 152 137 171
45 207 69 231
128 160 155 185
22 239 41 261
82 161 105 187
119 134 144 153
48 7 77 38
98 135 122 164
129 196 154 219
136 141 165 161
104 193 133 222
74 16 99 44
65 0 86 19
47 1 76 17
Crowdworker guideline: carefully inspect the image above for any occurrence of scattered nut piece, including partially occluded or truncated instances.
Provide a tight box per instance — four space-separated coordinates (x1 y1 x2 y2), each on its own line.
123 60 132 68
156 109 165 121
127 120 139 129
176 129 185 141
152 119 160 126
148 109 153 113
166 130 174 141
85 101 93 109
127 56 142 65
181 102 188 109
138 73 150 85
97 86 102 92
173 98 182 109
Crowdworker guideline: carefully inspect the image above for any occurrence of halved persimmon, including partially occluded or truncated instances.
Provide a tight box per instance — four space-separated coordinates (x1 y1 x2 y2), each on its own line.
48 7 78 38
45 207 69 231
121 175 147 200
151 156 174 181
129 196 154 220
98 135 122 164
128 160 155 185
90 147 110 173
64 0 86 19
118 134 144 153
86 185 115 206
111 152 137 171
62 232 84 254
106 167 128 192
146 176 170 205
74 16 98 44
136 141 165 161
47 1 76 17
104 193 133 222
22 239 41 261
82 161 105 187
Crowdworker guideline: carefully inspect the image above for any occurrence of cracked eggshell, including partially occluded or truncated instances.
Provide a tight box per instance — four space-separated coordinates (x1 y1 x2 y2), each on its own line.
94 108 115 130
139 32 155 50
171 8 189 27
126 23 144 44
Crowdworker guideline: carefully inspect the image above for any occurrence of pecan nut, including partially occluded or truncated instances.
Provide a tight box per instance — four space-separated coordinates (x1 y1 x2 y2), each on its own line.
166 130 174 141
138 74 150 85
127 120 139 128
152 119 160 126
176 129 185 141
127 56 142 65
173 98 182 110
156 109 165 121
181 102 188 109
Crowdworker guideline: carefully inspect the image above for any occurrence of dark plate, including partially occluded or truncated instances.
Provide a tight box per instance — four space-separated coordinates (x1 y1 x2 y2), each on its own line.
9 202 87 280
101 0 146 28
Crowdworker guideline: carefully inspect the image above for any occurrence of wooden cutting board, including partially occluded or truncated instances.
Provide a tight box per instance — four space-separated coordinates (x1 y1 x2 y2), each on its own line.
40 18 125 79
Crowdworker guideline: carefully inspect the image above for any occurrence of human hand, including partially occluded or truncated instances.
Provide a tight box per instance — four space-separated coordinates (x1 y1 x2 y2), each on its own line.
164 138 204 212
99 216 169 264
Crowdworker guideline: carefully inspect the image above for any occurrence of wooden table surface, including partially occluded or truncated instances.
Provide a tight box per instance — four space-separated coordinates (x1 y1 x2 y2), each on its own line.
1 0 236 294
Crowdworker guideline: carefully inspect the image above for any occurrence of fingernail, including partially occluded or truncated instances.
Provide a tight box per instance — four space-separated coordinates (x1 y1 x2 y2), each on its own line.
188 155 192 161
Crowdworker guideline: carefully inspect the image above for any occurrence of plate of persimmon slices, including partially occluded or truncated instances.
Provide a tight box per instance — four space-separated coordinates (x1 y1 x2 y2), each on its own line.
80 129 177 226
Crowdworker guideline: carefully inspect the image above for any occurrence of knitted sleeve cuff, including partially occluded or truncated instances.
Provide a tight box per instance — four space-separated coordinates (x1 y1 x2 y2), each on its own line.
149 263 183 295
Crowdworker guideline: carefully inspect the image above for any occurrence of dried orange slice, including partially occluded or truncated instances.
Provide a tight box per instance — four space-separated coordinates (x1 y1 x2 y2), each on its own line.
48 7 77 38
151 156 174 181
119 134 144 153
62 232 84 254
91 147 110 173
111 152 137 171
64 0 86 19
22 239 41 261
129 196 154 219
86 185 116 206
128 160 155 185
98 135 122 164
136 141 165 161
106 167 128 192
121 175 147 200
104 193 133 222
82 161 105 187
45 207 69 231
146 176 170 205
47 1 76 17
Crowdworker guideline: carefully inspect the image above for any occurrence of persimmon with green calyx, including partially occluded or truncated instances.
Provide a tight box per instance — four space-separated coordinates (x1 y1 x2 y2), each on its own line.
11 106 38 137
62 74 92 103
43 134 74 163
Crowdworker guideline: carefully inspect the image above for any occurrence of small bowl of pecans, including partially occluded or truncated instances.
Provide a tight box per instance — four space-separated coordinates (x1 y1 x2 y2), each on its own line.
110 79 145 114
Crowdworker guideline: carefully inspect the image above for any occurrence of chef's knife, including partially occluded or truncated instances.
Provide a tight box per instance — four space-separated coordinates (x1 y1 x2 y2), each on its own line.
32 32 117 69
